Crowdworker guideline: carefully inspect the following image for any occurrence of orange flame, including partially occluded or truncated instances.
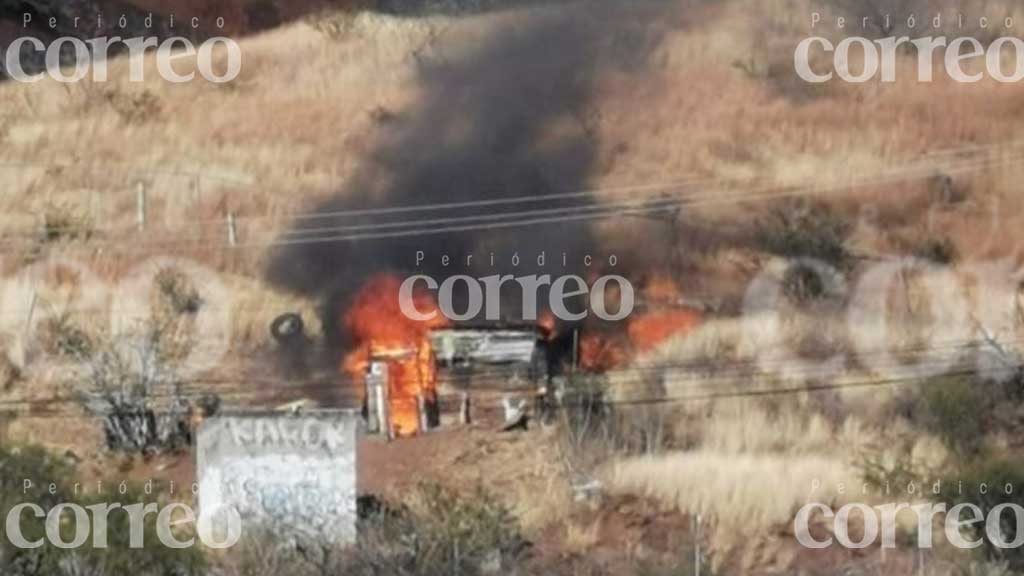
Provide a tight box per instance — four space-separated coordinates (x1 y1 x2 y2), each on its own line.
579 332 627 372
537 310 557 341
580 310 701 372
579 276 702 372
626 309 702 354
643 275 684 305
343 274 448 436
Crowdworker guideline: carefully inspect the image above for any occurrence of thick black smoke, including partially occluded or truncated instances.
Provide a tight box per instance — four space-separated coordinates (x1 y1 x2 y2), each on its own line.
267 1 672 346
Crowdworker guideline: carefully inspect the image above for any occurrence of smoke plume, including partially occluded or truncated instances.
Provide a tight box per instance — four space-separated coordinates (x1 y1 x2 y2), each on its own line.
267 1 673 346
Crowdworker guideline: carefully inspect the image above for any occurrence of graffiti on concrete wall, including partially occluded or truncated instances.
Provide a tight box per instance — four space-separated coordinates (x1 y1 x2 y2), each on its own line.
196 413 359 544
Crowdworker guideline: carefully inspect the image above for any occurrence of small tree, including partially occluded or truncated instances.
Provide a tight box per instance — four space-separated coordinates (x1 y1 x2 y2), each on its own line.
76 323 192 455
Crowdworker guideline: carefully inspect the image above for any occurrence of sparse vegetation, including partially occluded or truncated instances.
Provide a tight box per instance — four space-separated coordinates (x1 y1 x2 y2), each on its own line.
0 445 206 576
753 200 854 302
933 457 1024 570
0 352 23 390
155 268 203 317
610 449 859 556
916 376 989 456
3 1 1024 574
38 313 94 360
40 205 93 244
756 200 851 267
352 482 527 576
103 89 162 125
221 483 527 576
75 324 192 455
903 370 1024 459
856 441 923 493
306 6 372 41
913 235 959 264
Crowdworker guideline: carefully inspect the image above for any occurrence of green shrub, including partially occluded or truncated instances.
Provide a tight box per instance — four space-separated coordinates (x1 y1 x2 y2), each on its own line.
916 377 988 457
0 445 206 576
755 200 851 267
932 457 1024 570
342 483 527 576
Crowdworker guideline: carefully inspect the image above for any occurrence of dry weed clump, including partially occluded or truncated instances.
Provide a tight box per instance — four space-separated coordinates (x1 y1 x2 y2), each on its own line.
39 203 95 244
37 313 95 360
0 351 22 390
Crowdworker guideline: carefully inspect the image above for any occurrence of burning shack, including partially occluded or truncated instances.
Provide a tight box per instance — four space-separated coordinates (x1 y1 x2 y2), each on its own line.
359 322 550 438
431 323 549 386
343 276 552 438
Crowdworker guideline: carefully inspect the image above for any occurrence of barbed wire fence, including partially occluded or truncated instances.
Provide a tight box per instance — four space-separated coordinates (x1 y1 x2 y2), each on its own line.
1 138 1023 250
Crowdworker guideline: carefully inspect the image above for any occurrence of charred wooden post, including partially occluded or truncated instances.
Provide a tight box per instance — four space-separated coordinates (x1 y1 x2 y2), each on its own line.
459 391 471 425
571 327 580 373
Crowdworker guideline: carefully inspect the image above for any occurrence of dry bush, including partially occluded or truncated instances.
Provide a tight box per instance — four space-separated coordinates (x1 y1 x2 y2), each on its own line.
910 234 959 265
74 323 192 455
554 373 688 505
39 204 94 244
0 352 22 390
37 313 94 360
219 483 527 576
755 200 851 270
155 268 203 316
102 89 163 125
307 9 362 40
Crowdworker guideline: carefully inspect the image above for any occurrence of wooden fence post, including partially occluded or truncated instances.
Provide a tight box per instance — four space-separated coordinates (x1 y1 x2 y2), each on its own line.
459 392 471 425
226 212 237 247
135 182 146 232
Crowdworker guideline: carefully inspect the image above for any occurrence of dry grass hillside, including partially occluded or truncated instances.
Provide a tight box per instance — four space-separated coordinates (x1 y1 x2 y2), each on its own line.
3 0 1024 573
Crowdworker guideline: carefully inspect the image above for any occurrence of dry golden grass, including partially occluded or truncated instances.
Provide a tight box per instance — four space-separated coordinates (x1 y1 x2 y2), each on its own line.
1 0 1022 464
563 518 602 555
2 1 1023 263
3 3 1022 573
604 297 976 558
609 451 857 551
